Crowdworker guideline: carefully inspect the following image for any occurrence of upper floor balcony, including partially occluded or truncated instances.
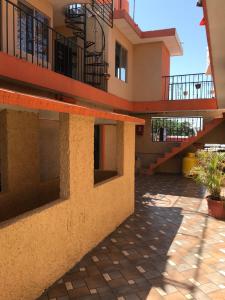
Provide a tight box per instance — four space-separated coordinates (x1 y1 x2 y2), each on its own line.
0 0 113 92
162 73 215 101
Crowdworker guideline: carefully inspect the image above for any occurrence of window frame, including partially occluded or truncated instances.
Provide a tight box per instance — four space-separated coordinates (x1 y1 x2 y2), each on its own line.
17 0 50 60
115 41 128 83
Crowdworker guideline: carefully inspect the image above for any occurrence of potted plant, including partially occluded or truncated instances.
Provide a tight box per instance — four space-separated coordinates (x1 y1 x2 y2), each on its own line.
191 150 225 220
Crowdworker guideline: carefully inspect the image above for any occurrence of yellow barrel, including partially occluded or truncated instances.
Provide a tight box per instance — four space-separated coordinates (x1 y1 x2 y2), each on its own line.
182 153 197 177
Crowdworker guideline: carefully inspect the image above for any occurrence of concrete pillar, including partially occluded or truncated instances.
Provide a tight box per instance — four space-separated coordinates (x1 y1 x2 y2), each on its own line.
59 113 94 199
0 110 39 200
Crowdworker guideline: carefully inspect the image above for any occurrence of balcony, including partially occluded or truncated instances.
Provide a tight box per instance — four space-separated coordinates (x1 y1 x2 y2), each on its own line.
163 73 215 100
0 0 110 91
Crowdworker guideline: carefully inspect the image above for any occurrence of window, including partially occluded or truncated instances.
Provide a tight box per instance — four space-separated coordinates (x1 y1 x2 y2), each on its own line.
17 1 49 60
94 122 121 185
115 42 128 82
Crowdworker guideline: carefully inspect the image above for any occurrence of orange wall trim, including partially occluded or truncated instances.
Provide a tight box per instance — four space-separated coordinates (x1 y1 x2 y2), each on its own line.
0 88 145 124
0 53 218 113
133 99 218 112
0 52 133 112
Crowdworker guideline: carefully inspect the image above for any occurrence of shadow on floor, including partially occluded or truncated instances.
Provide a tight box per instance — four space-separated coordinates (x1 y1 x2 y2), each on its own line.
38 174 223 300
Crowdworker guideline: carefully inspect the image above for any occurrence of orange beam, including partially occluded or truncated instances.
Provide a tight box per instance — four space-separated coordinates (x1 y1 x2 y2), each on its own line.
114 9 177 40
133 99 218 112
0 88 144 124
0 52 133 112
0 53 218 113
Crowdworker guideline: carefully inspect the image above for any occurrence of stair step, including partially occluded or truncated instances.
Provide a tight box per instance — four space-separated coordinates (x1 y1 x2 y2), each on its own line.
86 62 109 67
66 25 84 32
85 41 95 49
147 117 225 174
86 52 103 57
85 81 102 86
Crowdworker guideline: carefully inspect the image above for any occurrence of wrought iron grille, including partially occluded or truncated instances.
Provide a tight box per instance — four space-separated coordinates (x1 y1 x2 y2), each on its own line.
151 116 203 142
163 73 215 100
92 0 114 28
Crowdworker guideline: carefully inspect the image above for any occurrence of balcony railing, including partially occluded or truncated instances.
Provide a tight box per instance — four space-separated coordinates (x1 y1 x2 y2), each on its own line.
152 116 203 142
92 0 114 28
163 73 215 100
0 0 108 91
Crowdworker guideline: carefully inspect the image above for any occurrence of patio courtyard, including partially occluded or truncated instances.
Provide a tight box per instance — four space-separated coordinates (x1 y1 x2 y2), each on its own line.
38 175 225 300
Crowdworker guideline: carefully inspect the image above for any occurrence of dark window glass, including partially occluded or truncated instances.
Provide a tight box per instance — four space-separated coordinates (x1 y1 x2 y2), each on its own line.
17 2 49 60
115 42 127 82
17 2 34 54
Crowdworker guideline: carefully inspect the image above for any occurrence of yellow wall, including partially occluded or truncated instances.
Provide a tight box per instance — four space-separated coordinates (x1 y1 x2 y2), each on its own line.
0 113 135 300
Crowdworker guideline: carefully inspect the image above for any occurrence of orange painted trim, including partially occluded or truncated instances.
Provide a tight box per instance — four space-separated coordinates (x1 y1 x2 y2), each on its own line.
202 0 218 101
0 88 145 124
133 99 218 112
0 52 133 112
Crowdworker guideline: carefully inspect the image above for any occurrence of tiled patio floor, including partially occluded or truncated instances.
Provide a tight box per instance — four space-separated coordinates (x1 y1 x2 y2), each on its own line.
38 175 225 300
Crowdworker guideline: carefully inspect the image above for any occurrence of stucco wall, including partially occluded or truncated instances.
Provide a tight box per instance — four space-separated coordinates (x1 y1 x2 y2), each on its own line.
107 25 134 101
133 42 166 102
0 109 40 196
0 114 135 300
39 119 59 181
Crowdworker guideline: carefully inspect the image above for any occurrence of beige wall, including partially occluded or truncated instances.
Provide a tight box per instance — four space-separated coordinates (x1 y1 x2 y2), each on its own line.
107 26 134 101
0 113 135 300
107 23 170 102
133 42 167 102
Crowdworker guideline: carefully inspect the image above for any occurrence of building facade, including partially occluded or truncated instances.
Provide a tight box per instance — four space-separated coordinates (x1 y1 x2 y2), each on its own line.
0 1 224 299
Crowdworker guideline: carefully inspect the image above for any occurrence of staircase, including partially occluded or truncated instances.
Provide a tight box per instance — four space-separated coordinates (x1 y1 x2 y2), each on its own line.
65 4 109 91
148 116 225 175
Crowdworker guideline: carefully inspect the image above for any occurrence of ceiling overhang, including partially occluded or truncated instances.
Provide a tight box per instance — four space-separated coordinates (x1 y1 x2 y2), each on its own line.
114 10 183 56
203 0 225 109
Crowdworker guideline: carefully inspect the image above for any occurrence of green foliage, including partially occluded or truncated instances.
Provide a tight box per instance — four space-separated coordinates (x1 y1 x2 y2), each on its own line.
152 119 195 137
191 151 225 200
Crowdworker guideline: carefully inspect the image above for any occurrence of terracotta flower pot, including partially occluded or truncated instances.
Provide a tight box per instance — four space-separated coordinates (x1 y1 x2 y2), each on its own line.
207 197 225 220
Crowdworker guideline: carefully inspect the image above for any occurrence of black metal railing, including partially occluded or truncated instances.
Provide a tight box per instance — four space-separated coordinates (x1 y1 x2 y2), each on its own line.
152 116 203 142
0 0 108 91
163 73 215 100
92 0 114 28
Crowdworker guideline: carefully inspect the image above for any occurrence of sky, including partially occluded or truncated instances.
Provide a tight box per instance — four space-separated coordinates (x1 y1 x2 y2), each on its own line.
128 0 207 75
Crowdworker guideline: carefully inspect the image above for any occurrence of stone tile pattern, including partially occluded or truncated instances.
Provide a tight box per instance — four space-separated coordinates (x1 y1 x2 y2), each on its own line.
37 175 225 300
